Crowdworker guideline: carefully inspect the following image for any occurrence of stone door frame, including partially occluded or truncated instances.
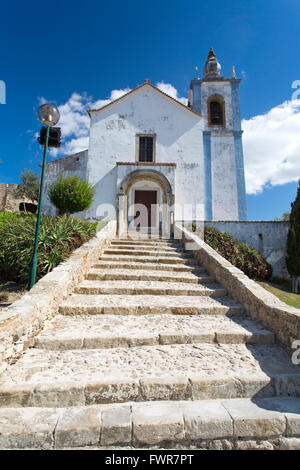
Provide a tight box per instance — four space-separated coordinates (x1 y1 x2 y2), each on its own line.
116 169 174 238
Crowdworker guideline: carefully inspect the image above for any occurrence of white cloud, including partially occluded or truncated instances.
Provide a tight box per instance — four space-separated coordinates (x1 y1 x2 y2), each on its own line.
242 99 300 194
156 82 188 105
43 89 131 157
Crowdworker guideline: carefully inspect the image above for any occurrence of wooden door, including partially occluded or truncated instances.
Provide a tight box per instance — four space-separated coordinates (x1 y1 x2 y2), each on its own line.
134 190 157 227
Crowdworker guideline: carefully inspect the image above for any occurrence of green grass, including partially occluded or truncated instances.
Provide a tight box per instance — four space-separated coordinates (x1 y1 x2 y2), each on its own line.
258 280 300 309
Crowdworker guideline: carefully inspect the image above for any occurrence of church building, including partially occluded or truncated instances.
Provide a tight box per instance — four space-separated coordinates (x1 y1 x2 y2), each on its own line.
43 48 247 237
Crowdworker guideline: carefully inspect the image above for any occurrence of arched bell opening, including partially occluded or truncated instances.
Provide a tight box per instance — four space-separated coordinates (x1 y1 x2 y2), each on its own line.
208 94 226 127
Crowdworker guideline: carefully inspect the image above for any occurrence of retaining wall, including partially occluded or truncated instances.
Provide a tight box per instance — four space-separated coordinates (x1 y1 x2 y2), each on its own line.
175 223 300 354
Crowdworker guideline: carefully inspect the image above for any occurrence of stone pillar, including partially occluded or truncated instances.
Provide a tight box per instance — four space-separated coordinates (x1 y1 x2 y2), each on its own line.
118 192 127 238
234 131 247 221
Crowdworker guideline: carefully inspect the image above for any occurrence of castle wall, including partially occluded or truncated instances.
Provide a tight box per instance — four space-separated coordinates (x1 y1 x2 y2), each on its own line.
0 183 33 212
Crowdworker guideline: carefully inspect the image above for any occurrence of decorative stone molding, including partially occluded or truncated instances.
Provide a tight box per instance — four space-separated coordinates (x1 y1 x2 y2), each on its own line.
116 162 176 167
116 168 174 237
174 223 300 354
0 221 116 374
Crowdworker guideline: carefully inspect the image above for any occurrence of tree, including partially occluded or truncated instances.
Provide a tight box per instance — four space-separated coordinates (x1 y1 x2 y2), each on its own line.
274 212 290 221
14 169 40 204
48 175 94 216
286 181 300 293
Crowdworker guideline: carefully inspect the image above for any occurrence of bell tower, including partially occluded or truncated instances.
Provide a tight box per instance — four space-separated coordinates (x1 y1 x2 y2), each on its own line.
189 48 247 221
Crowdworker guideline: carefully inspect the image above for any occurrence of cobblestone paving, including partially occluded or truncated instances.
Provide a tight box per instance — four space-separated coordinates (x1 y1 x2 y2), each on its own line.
1 343 297 387
74 280 227 296
87 268 213 283
59 293 244 316
34 313 275 350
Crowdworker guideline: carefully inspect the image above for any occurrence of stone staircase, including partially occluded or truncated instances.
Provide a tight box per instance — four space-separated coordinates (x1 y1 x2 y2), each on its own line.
0 237 299 449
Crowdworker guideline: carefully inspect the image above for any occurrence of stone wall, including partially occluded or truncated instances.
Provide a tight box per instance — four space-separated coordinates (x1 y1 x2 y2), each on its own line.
174 224 300 354
0 183 33 212
188 220 290 279
0 220 116 374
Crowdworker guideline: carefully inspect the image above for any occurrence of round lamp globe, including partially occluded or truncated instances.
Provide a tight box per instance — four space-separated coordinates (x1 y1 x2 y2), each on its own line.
38 103 60 127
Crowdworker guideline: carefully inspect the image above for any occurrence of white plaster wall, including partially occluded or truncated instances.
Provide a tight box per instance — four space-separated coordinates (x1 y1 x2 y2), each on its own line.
210 131 239 220
43 150 88 216
86 85 205 221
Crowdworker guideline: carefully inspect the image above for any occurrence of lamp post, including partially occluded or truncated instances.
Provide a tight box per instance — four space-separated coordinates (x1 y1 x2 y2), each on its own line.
28 104 60 290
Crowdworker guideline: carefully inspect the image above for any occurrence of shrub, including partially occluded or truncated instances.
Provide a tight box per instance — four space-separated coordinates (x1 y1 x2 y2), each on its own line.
204 227 272 281
0 214 97 284
286 180 300 293
49 175 94 215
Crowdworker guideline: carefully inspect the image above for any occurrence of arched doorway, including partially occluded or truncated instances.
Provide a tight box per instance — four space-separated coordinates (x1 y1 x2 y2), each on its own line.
117 169 174 238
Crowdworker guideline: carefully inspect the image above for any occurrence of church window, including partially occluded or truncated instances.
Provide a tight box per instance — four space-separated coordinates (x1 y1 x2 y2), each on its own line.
208 96 225 127
138 135 155 162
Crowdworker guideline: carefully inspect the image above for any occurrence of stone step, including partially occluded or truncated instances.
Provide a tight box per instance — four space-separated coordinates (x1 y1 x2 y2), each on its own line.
87 268 214 283
110 243 181 250
111 239 178 245
74 280 227 297
110 243 181 251
100 255 197 265
0 343 300 407
34 314 275 351
93 261 206 273
103 249 190 258
0 397 299 449
59 294 243 316
119 235 169 241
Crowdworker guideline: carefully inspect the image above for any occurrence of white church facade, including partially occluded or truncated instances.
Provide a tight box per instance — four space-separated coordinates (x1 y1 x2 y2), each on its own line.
43 49 247 237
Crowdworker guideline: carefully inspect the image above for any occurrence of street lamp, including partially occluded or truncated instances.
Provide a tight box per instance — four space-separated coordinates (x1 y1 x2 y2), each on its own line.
28 103 60 290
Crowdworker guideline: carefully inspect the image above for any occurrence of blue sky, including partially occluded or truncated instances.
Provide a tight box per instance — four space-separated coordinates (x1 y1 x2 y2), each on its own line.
0 0 300 220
